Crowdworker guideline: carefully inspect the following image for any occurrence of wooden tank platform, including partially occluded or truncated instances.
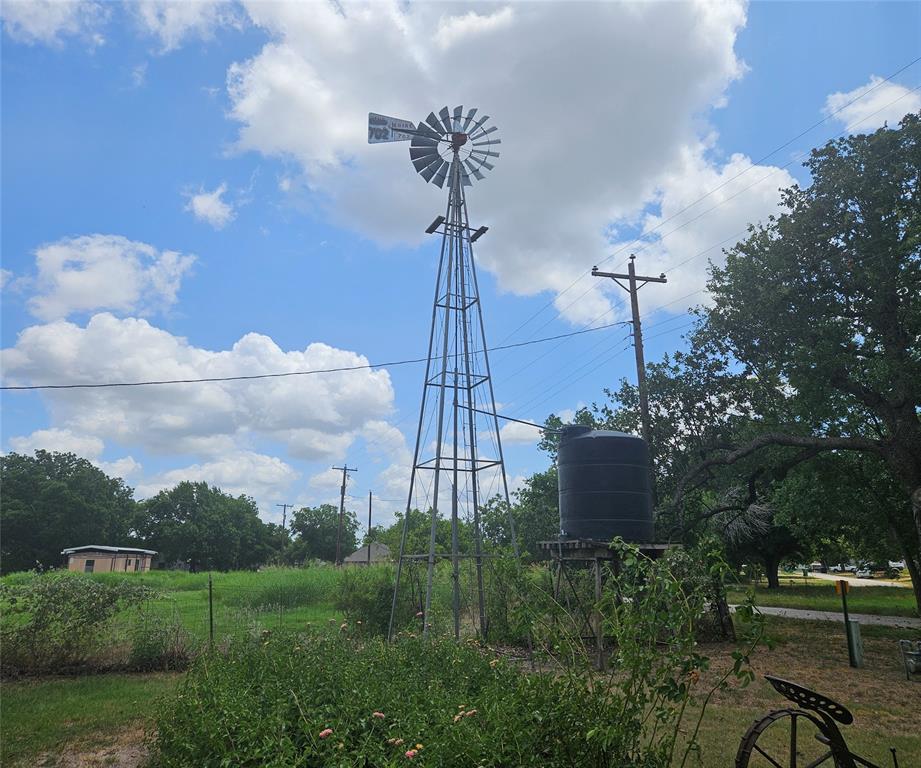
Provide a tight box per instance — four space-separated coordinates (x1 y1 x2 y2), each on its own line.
537 538 672 561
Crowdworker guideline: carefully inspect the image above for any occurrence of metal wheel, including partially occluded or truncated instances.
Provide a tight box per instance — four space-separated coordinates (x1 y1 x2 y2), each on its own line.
736 708 844 768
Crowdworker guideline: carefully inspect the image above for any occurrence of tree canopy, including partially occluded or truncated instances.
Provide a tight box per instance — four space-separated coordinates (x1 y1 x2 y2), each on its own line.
287 504 359 564
136 481 282 571
0 451 135 574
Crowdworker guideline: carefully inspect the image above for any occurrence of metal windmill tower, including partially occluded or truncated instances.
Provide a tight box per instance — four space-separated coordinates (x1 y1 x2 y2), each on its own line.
368 106 516 641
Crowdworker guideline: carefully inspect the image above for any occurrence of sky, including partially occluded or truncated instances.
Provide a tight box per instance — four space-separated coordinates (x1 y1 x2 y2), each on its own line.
2 0 919 530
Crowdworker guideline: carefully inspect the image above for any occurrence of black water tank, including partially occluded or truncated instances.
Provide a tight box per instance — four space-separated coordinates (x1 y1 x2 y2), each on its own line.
557 425 654 542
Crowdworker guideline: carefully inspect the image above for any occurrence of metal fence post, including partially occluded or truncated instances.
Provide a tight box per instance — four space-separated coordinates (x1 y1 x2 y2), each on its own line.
208 573 214 647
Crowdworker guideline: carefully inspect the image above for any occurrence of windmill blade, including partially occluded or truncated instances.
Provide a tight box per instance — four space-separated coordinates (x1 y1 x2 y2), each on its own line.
420 158 446 184
425 112 446 136
413 153 443 173
410 146 440 160
459 162 473 187
474 158 495 171
461 107 478 132
431 159 450 188
471 149 500 159
471 138 501 147
414 122 443 142
438 106 454 135
463 159 485 181
467 115 490 137
452 106 464 132
469 124 498 142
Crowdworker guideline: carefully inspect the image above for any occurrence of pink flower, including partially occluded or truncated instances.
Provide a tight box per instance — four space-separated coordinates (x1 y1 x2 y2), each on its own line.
415 611 424 618
319 728 333 739
465 709 477 717
405 749 418 759
373 711 385 719
387 738 404 746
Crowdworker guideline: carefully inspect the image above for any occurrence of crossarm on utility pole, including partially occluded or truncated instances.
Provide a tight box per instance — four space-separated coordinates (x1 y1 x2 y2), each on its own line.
332 465 358 566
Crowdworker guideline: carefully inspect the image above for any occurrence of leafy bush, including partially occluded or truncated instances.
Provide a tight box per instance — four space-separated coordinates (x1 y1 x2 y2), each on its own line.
0 572 153 674
128 610 196 671
153 546 764 767
154 629 669 767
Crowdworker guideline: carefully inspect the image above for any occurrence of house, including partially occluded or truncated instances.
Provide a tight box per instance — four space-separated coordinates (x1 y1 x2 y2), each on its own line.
61 545 157 573
343 542 391 566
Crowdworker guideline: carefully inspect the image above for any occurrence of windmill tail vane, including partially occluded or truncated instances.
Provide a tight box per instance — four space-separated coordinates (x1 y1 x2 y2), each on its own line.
368 105 516 643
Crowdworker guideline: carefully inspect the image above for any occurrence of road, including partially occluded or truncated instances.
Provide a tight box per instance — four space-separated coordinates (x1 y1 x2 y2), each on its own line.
731 604 921 629
807 571 909 589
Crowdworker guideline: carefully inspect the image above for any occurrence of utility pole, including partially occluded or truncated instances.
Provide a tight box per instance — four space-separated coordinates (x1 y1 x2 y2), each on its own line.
275 503 293 530
367 491 373 567
592 255 666 502
332 464 358 566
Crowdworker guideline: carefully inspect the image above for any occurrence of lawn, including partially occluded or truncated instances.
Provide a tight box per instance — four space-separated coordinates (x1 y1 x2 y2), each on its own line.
691 617 921 765
0 673 181 767
727 581 918 618
3 616 918 767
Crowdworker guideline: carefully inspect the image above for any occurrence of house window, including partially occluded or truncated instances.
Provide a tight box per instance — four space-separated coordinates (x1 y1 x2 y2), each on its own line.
127 558 132 567
84 559 95 573
134 558 141 572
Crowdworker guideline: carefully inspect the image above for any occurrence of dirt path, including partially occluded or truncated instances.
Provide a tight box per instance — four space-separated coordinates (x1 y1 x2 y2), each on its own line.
731 604 921 629
809 571 909 588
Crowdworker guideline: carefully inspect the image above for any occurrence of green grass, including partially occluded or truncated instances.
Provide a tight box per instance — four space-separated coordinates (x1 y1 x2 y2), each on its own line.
0 673 181 767
727 582 918 617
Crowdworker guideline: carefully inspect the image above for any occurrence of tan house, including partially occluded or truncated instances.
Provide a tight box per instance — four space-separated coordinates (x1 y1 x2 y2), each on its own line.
62 545 157 573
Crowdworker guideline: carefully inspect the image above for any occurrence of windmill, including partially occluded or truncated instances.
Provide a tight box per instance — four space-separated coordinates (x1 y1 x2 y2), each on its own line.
369 106 515 641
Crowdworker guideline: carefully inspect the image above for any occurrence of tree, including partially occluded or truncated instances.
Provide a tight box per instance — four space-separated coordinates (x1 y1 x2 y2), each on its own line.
136 482 278 571
374 507 471 558
0 451 136 574
681 114 921 611
482 470 561 560
287 504 359 563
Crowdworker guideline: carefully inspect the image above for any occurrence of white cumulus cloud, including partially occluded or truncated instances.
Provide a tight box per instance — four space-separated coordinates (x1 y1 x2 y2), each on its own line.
222 0 784 324
8 427 104 458
1 0 106 47
26 234 195 321
135 451 296 501
133 0 240 52
1 313 395 462
824 76 921 134
185 183 236 229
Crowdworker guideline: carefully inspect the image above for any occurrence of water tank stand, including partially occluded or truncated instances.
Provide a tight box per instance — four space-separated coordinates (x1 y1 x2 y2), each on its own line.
538 539 672 670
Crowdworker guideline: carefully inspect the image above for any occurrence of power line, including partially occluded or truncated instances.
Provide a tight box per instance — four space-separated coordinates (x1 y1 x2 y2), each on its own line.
1 321 629 392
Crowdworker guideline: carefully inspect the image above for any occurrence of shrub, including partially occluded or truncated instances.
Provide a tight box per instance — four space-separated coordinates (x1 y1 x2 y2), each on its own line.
127 610 196 672
154 630 672 767
153 546 764 767
0 572 153 674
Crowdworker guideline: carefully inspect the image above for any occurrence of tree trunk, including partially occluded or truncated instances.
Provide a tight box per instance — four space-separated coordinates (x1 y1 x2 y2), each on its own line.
905 554 921 619
764 556 781 589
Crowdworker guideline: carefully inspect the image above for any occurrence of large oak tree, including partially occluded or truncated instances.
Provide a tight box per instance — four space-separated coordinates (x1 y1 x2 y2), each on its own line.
683 114 920 610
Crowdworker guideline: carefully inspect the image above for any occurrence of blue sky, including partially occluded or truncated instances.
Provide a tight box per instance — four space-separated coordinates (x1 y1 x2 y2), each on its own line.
2 0 919 527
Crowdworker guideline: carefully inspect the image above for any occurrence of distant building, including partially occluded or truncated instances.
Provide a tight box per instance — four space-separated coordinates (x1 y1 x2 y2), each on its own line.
343 542 391 566
61 545 157 573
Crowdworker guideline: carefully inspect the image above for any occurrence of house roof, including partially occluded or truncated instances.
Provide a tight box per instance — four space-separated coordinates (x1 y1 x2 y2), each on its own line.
61 545 158 556
343 542 391 562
